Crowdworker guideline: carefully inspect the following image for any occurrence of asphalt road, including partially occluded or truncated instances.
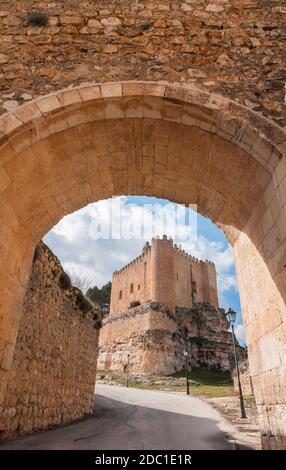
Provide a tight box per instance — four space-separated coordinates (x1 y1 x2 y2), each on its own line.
0 384 235 450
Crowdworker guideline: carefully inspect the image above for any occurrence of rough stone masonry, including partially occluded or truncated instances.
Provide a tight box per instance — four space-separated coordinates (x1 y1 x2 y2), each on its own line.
0 242 102 439
0 0 285 126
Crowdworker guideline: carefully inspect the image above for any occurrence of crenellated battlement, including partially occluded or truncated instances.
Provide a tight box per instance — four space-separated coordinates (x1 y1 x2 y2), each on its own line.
114 235 214 276
114 242 151 276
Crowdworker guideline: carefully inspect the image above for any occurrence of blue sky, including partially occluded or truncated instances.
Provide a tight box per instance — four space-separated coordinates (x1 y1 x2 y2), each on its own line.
44 195 245 345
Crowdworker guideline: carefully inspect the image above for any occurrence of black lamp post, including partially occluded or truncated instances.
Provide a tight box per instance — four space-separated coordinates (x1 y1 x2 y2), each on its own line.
183 350 190 395
226 308 247 419
125 353 130 388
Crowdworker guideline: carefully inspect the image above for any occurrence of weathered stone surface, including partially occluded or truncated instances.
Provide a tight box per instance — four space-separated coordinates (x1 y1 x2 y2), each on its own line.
0 242 101 439
0 0 284 126
232 359 254 396
98 302 244 374
0 53 8 64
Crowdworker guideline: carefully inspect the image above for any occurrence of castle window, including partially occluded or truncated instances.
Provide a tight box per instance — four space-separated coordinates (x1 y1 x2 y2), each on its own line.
138 284 140 291
130 283 134 294
119 290 122 300
176 272 179 281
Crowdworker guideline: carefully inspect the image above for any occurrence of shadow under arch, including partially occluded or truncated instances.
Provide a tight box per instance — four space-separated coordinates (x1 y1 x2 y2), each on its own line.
0 81 286 448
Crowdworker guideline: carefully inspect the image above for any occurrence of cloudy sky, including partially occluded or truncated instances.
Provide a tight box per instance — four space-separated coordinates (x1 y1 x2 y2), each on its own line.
44 195 245 345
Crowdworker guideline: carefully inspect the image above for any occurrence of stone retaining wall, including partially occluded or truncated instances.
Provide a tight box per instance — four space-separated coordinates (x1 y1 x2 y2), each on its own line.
0 242 101 439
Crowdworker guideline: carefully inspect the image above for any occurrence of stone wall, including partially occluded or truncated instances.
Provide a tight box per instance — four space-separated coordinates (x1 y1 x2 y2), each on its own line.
0 242 101 439
234 213 286 449
232 359 254 397
111 242 153 315
98 301 244 374
98 302 180 374
0 0 284 127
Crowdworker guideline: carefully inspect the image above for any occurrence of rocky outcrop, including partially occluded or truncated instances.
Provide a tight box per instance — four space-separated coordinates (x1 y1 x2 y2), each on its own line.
0 242 102 439
98 301 246 375
178 303 246 371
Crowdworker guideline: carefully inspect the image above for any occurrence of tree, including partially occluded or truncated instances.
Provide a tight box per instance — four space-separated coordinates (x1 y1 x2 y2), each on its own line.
67 270 92 294
86 282 112 305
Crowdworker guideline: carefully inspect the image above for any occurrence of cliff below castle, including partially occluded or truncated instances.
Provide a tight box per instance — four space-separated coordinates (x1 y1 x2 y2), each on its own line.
98 301 245 375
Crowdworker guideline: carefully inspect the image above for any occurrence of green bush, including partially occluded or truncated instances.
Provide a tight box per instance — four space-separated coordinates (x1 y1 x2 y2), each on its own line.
95 319 102 330
59 272 71 290
75 290 93 313
27 11 49 27
86 281 111 304
81 298 93 313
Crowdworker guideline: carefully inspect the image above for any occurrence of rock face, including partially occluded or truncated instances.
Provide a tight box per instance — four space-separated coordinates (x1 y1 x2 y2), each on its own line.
0 0 285 127
98 301 245 375
0 242 101 439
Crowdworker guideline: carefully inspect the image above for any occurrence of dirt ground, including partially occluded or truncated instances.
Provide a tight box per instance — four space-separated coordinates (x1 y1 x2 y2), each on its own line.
206 396 261 450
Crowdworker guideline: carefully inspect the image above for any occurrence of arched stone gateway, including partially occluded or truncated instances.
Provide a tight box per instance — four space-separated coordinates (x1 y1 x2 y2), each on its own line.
0 81 285 448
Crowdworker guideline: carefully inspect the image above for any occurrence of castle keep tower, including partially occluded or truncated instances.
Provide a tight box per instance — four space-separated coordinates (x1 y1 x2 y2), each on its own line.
110 236 218 315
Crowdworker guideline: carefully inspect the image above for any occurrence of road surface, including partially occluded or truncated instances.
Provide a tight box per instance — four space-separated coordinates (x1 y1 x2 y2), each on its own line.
0 384 235 450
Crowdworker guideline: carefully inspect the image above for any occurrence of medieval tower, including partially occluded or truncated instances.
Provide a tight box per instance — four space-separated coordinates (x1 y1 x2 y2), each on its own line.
110 235 218 315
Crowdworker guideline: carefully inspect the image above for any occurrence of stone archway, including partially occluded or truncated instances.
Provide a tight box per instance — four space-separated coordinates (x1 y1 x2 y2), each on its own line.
0 81 285 448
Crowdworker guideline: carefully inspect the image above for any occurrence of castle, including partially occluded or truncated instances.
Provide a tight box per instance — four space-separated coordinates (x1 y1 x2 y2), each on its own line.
98 236 243 375
110 235 218 315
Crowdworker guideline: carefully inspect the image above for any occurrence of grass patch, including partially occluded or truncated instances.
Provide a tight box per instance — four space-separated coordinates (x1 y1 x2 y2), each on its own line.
185 384 235 398
114 377 164 392
97 367 236 399
244 396 256 405
171 367 232 386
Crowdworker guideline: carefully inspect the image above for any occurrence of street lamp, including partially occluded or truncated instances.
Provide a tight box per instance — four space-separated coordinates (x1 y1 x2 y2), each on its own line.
183 350 190 395
125 353 131 388
226 308 247 419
